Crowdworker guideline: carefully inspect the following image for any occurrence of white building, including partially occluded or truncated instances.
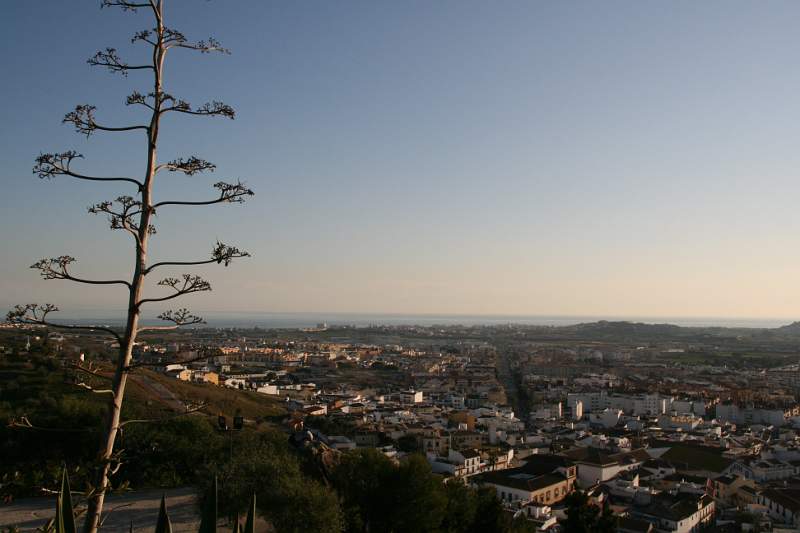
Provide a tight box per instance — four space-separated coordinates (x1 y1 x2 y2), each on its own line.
658 414 702 431
635 494 715 533
428 449 483 478
399 390 424 404
588 409 623 429
715 403 791 427
567 392 671 416
256 384 278 395
729 458 796 482
531 402 562 420
566 448 650 488
759 488 800 527
572 399 584 420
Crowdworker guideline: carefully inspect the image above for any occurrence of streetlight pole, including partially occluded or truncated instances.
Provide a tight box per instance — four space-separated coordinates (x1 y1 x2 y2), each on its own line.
217 414 244 527
217 414 244 461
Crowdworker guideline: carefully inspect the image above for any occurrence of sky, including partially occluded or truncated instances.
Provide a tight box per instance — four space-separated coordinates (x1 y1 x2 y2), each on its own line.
2 1 800 322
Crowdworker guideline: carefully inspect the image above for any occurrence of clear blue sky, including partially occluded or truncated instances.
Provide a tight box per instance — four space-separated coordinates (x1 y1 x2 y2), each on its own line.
2 1 800 320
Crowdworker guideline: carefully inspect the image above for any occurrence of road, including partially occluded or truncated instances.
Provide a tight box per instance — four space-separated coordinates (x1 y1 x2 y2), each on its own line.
495 344 529 421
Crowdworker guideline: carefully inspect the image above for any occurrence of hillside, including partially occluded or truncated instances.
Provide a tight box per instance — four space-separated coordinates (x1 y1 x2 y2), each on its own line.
138 368 286 422
776 321 800 335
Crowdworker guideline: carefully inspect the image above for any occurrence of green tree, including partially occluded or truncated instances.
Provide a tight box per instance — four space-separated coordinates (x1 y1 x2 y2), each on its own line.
270 478 343 533
330 448 394 533
120 416 224 487
332 451 447 533
396 434 420 453
388 455 447 533
330 450 535 533
440 482 476 533
562 490 617 533
469 486 520 533
200 430 343 533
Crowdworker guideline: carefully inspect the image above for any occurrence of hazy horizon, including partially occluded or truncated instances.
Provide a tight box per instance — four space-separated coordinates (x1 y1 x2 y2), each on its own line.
15 308 798 330
4 1 800 319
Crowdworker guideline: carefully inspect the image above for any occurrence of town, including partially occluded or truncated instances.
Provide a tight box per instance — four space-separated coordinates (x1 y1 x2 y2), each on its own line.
7 320 800 532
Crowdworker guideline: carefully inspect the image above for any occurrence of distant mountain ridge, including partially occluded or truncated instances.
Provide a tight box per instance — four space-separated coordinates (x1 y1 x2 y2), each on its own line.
485 319 800 343
776 321 800 334
571 320 683 333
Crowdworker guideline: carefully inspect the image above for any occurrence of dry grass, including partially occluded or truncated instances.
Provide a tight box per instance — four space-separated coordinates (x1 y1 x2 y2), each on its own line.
139 368 286 421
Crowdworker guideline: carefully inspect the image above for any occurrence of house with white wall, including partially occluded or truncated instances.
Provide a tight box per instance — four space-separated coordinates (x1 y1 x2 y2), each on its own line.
472 454 576 507
633 493 715 533
428 448 482 478
565 447 650 488
758 488 800 527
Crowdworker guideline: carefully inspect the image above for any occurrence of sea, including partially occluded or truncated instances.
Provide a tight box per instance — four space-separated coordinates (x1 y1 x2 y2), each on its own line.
40 312 793 330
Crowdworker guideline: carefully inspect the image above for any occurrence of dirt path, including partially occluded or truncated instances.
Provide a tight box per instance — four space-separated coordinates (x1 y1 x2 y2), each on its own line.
0 487 199 532
130 373 186 411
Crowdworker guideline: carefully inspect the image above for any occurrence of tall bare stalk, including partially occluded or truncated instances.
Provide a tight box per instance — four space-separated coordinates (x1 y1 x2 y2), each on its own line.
7 2 252 531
